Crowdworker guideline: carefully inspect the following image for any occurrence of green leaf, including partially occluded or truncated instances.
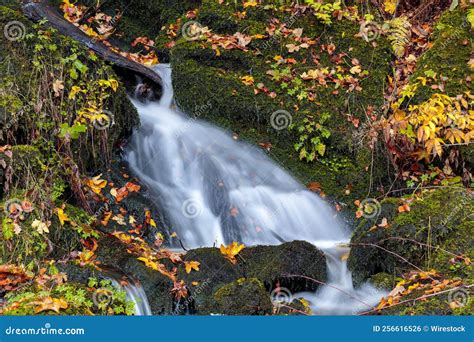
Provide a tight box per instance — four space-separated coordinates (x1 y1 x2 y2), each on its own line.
59 123 87 139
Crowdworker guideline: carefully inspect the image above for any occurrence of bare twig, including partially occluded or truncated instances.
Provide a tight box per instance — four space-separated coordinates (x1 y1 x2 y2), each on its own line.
358 284 474 315
284 274 374 309
349 242 436 281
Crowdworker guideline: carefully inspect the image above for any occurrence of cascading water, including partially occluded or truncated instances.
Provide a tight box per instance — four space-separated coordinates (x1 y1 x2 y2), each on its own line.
110 279 152 316
125 64 386 314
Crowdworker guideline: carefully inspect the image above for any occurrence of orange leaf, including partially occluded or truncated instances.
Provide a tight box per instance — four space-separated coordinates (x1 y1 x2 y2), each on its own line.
184 261 200 274
219 242 245 264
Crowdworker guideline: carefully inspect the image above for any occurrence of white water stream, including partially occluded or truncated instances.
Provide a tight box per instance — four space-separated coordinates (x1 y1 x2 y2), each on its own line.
125 64 385 315
110 279 152 316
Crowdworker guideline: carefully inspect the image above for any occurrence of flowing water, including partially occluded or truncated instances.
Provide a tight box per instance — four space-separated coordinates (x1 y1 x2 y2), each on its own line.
110 279 152 316
125 64 386 315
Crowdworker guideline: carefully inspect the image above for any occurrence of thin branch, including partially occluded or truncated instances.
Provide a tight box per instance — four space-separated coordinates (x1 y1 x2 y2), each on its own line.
349 242 436 281
284 274 374 309
379 237 464 259
358 284 474 315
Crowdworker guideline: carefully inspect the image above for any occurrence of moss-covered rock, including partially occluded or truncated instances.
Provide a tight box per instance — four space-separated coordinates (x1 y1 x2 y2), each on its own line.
348 188 474 287
95 236 175 315
369 272 395 290
175 241 326 314
48 237 325 315
49 0 198 59
213 278 272 315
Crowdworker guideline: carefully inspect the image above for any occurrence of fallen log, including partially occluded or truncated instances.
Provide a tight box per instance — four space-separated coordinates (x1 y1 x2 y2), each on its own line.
21 0 162 87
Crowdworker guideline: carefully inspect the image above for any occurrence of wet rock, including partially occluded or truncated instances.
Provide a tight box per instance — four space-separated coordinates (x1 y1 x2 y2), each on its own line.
213 278 272 315
348 188 474 287
177 241 326 315
95 236 175 315
86 237 326 315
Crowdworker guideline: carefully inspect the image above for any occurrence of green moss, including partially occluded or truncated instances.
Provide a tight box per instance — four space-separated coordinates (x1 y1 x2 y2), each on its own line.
176 241 326 314
213 278 272 315
410 8 473 103
2 276 135 315
369 272 395 290
348 188 474 286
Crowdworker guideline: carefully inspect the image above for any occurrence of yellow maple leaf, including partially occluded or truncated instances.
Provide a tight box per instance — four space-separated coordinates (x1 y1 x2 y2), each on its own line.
243 1 258 8
184 261 200 274
56 208 70 226
384 0 397 14
219 242 245 264
241 75 254 86
85 174 107 194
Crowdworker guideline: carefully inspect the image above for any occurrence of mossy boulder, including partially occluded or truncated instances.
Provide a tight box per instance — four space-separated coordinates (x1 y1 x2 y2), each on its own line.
411 8 473 103
348 188 474 287
369 272 395 290
95 236 175 315
177 240 326 314
57 238 325 315
49 0 198 58
213 278 272 315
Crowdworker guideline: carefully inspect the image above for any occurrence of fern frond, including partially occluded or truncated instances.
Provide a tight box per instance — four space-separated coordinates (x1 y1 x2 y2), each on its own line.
387 16 411 58
467 8 474 29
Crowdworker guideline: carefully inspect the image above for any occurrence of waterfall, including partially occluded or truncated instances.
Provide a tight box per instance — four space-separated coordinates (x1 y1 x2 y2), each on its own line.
125 64 386 314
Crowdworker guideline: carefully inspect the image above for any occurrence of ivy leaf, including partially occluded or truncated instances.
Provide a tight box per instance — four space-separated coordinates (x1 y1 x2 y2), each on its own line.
58 123 87 140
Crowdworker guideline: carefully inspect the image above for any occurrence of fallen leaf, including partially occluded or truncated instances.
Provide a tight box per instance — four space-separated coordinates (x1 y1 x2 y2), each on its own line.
56 208 70 226
32 297 68 314
220 242 245 264
85 175 107 195
184 261 200 274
